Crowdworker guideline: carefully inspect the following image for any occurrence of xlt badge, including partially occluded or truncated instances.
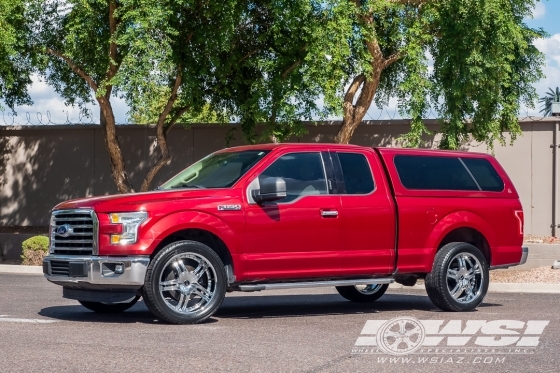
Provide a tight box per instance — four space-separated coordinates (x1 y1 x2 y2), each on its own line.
217 204 242 211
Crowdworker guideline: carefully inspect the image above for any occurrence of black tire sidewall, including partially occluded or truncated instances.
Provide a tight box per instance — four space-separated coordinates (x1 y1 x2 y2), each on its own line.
143 240 227 324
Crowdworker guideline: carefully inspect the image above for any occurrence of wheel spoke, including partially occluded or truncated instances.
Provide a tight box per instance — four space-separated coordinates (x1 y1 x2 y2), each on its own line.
447 268 459 280
192 283 213 303
465 264 481 280
463 286 474 302
401 337 416 349
385 330 402 338
176 293 188 312
406 326 421 336
387 337 403 349
160 279 180 292
398 320 407 334
174 260 188 276
457 256 467 271
192 262 207 281
450 283 464 299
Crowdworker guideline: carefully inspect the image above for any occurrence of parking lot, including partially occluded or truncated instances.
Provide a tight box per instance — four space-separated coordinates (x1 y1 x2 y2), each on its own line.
0 273 558 373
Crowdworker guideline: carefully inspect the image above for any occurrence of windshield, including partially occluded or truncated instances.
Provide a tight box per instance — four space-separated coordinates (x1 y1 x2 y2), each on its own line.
159 150 270 190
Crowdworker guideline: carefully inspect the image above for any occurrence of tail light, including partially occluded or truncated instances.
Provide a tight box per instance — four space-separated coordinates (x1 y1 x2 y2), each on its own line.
514 210 524 236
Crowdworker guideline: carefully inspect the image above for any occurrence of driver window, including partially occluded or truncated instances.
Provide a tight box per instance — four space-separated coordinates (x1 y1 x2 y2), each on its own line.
259 152 328 202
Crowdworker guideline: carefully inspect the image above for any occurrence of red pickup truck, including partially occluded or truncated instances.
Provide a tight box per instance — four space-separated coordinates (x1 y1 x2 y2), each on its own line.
43 144 527 324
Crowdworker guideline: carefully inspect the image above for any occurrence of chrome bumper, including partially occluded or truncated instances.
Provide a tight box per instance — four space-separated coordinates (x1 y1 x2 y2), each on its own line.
490 246 529 270
43 255 150 289
519 246 529 266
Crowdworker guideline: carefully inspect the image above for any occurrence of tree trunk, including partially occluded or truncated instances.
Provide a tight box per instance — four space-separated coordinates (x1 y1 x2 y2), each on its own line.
138 73 187 192
334 27 403 144
334 65 383 144
139 123 171 192
98 98 134 193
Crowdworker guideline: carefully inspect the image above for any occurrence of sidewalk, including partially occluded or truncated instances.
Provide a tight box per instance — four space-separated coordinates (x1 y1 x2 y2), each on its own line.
0 264 43 274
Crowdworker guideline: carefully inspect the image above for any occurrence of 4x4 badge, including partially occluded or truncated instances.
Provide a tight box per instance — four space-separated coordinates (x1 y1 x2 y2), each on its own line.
217 205 242 211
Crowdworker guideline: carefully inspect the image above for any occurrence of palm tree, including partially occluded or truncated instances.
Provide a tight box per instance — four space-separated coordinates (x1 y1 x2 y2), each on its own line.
539 87 560 116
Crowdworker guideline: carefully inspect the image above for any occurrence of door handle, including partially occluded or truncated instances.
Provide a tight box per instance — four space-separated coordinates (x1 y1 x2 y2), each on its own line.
321 210 339 217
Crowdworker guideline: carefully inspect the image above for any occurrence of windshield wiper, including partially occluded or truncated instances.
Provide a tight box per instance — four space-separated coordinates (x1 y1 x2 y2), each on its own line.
168 183 206 189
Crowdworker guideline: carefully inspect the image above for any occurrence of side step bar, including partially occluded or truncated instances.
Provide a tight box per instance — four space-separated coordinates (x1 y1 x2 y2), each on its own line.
238 278 394 292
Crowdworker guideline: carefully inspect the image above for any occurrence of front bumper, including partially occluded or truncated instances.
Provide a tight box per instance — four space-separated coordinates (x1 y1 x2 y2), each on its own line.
43 255 150 290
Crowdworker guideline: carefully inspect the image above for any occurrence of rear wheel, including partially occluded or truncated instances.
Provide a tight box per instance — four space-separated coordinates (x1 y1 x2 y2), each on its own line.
79 297 139 313
336 284 389 302
142 240 227 324
425 242 489 312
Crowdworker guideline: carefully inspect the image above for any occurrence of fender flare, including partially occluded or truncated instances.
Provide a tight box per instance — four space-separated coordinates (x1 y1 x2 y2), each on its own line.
145 210 242 269
425 210 496 263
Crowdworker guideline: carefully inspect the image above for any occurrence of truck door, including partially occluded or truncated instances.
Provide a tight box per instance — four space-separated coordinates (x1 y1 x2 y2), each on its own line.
244 151 342 279
330 150 396 275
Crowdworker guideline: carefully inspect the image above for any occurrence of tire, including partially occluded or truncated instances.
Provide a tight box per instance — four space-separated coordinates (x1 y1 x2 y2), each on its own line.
425 242 489 312
142 240 227 324
79 297 140 313
336 284 389 302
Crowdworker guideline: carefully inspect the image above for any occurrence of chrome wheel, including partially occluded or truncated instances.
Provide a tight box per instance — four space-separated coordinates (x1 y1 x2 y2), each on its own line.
446 252 483 303
355 284 383 295
159 253 217 315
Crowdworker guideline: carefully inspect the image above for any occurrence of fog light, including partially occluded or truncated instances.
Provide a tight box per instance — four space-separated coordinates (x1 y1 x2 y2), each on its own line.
115 264 125 274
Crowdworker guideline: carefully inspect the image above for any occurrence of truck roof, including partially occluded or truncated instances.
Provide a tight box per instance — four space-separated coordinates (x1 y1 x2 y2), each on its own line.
222 143 490 158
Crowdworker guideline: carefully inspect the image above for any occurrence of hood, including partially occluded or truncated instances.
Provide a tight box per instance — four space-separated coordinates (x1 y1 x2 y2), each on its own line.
53 189 220 213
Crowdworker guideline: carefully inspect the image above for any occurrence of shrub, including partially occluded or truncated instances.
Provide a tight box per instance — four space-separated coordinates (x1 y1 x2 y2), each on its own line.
21 236 49 266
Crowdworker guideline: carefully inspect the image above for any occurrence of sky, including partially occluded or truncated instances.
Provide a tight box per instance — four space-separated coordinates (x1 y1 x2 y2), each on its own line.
1 1 560 125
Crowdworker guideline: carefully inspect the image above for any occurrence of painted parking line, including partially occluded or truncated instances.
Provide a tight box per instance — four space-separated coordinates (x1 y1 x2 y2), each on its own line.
0 315 59 324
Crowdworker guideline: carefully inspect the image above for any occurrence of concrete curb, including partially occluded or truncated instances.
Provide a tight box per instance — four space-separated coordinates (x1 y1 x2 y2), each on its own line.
0 264 43 274
389 282 560 294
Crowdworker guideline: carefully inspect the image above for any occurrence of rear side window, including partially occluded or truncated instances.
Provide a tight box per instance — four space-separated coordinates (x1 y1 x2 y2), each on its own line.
394 155 479 191
337 152 375 194
460 158 504 192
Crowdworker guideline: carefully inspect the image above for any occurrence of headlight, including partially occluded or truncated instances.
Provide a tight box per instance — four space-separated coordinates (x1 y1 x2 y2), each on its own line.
108 212 148 245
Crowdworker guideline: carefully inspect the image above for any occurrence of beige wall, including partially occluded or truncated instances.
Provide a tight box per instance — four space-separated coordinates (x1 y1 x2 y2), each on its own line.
1 118 558 236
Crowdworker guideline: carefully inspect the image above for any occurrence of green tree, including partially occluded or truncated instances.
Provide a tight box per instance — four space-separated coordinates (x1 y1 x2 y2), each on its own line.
330 0 545 149
24 0 253 193
0 0 32 111
539 87 560 117
12 0 342 192
208 0 355 143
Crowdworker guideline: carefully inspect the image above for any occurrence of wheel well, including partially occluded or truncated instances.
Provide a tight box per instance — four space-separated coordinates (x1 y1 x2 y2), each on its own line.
438 227 491 264
151 229 233 270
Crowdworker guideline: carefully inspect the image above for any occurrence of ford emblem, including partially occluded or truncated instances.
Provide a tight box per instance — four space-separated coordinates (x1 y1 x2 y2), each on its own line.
56 224 72 237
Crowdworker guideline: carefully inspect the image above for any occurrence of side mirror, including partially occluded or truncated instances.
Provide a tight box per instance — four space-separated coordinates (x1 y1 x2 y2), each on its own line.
252 177 287 204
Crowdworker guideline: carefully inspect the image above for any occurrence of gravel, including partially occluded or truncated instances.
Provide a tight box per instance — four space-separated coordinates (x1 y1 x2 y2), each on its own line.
490 266 560 284
524 234 560 244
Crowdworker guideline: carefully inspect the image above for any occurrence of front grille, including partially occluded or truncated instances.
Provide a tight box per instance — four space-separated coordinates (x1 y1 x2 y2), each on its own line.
50 261 70 276
50 210 98 255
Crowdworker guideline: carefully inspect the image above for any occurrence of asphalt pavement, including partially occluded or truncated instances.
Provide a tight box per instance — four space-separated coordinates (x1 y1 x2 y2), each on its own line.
0 273 558 373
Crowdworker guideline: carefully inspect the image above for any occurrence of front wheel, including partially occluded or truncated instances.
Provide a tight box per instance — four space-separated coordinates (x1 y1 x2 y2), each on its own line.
425 242 489 312
79 297 140 313
336 284 389 302
142 240 227 324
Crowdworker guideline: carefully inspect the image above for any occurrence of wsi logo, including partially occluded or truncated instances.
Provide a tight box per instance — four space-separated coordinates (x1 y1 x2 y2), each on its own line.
354 317 550 356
